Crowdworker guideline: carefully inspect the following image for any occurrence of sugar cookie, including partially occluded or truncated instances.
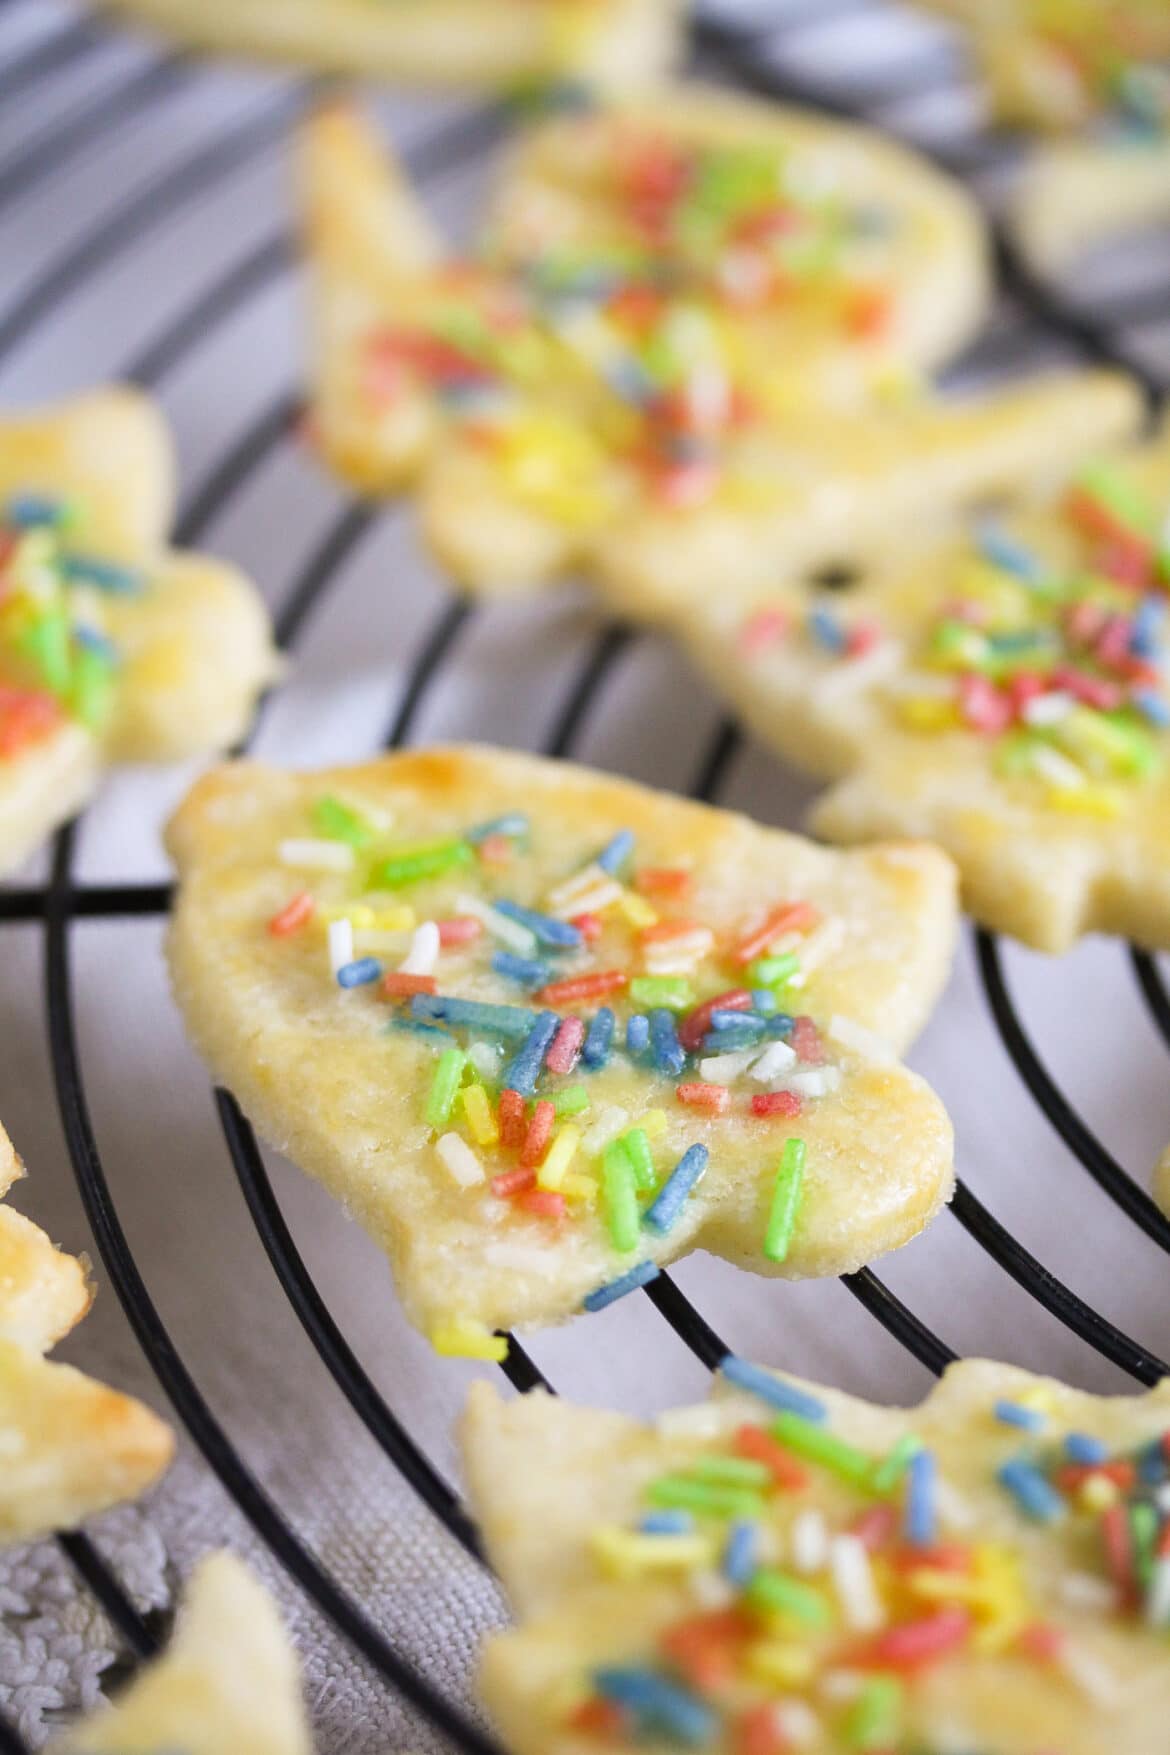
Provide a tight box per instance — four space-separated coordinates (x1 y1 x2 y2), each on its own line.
678 416 1170 954
165 746 957 1350
0 390 278 876
464 1357 1170 1755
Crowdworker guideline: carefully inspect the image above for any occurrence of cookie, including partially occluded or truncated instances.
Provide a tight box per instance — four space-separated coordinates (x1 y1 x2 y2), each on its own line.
48 1552 311 1755
165 745 957 1352
0 1121 173 1544
463 1357 1170 1754
298 98 1020 603
0 390 279 877
96 0 683 89
1011 135 1170 271
677 415 1170 954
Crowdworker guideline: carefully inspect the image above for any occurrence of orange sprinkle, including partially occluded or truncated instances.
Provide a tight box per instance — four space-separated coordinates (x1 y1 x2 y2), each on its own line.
268 891 314 938
640 918 705 946
0 687 63 758
676 1082 730 1115
520 1099 555 1169
491 1166 534 1199
498 1089 526 1150
635 867 691 897
518 1188 566 1221
478 834 512 867
537 970 629 1006
733 1422 810 1492
731 902 818 966
381 972 438 998
568 1699 627 1739
661 1609 751 1693
735 1704 789 1755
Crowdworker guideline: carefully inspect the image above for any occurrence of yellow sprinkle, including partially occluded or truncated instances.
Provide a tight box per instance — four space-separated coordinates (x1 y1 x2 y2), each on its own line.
617 890 658 929
591 1527 716 1580
1045 784 1125 819
1079 1476 1120 1512
636 1108 668 1140
744 1643 816 1687
430 1319 508 1363
319 902 375 928
368 904 416 931
897 698 957 733
538 1124 581 1192
561 1172 598 1204
459 1083 499 1148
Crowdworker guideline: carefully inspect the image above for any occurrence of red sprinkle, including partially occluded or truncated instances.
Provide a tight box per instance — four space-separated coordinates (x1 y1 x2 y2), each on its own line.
635 867 692 897
731 902 818 966
546 1016 585 1077
571 911 604 942
498 1089 527 1151
491 1166 534 1199
733 1423 810 1492
1100 1502 1138 1607
436 915 483 947
1017 1621 1065 1664
676 1082 731 1115
518 1188 566 1221
568 1699 627 1740
520 1099 555 1169
537 970 629 1006
477 834 512 867
849 1505 898 1551
268 891 314 937
735 1704 790 1755
888 1543 971 1576
738 607 788 656
0 687 63 757
850 1607 971 1671
1053 1460 1135 1494
750 1091 802 1119
958 673 1012 735
679 989 753 1054
640 918 706 945
381 972 438 998
846 618 882 658
791 1016 824 1066
660 1609 750 1693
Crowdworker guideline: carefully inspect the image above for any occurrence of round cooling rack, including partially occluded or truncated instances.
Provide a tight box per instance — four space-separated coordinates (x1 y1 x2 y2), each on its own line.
2 0 1170 1748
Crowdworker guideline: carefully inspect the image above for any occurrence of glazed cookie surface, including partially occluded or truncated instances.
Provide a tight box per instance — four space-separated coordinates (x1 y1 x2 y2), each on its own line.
97 0 683 89
165 746 958 1349
464 1357 1170 1754
0 390 278 877
0 1122 173 1543
47 1551 310 1755
678 416 1170 954
296 98 1050 605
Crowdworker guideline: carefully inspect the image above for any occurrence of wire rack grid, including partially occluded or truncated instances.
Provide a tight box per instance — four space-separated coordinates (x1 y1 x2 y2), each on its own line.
1 0 1170 1748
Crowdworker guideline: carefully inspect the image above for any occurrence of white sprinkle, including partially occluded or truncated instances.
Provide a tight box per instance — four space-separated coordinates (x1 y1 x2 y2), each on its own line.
718 247 769 302
1057 1642 1121 1708
278 837 354 873
792 918 844 977
327 918 354 978
483 1242 560 1277
400 920 440 976
783 1067 842 1100
467 1040 501 1081
434 1133 484 1189
582 1105 631 1159
827 1015 895 1063
655 1404 728 1442
689 1570 735 1611
934 1478 976 1533
644 928 715 975
819 1669 866 1703
1023 690 1075 727
1030 744 1085 789
814 637 903 702
791 1509 828 1574
772 1703 820 1748
454 892 537 956
698 1049 760 1084
686 361 730 430
546 863 622 919
749 1040 797 1083
1155 1483 1170 1514
1059 1571 1118 1613
829 1535 885 1631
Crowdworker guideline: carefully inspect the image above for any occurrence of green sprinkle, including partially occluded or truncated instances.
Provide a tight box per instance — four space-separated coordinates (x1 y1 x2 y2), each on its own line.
313 794 373 847
1131 1499 1158 1589
743 1567 832 1628
647 1476 766 1520
69 642 115 730
628 976 695 1012
425 1048 466 1130
870 1432 922 1496
690 1455 771 1490
1075 461 1151 533
769 1411 874 1489
378 840 472 887
748 951 800 988
763 1139 805 1263
551 1085 590 1118
622 1126 657 1191
22 607 72 695
846 1678 903 1750
602 1139 640 1254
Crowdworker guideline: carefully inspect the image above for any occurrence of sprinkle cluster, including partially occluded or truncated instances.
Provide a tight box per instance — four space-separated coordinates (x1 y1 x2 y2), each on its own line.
0 494 137 759
568 1365 1170 1751
1022 3 1170 133
358 118 897 519
267 797 853 1353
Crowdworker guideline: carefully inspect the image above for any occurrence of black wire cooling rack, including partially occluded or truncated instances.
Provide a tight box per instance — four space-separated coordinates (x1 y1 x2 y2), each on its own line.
1 1 1170 1749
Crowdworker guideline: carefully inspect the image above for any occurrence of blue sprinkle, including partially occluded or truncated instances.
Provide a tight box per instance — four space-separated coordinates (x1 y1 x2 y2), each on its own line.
466 813 529 843
1131 594 1164 653
491 950 552 989
1133 689 1170 727
649 1008 686 1076
994 1399 1047 1433
809 607 845 652
493 898 582 949
723 1521 758 1588
1140 1439 1168 1484
411 995 534 1039
582 1006 615 1069
337 957 382 988
643 1144 709 1237
596 829 635 875
61 554 145 595
502 1010 559 1096
640 1511 693 1535
5 493 67 528
388 1018 452 1045
975 519 1045 584
752 989 778 1015
626 1013 650 1055
583 1260 661 1313
720 1356 827 1424
710 1009 767 1035
74 625 119 661
592 1669 716 1745
605 358 656 406
765 1013 795 1039
702 1025 763 1054
904 1448 937 1548
1064 1432 1109 1465
998 1458 1065 1524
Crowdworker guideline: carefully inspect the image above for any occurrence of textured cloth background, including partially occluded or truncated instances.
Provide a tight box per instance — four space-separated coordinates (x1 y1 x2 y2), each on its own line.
2 1 1170 1749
